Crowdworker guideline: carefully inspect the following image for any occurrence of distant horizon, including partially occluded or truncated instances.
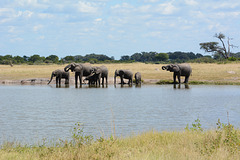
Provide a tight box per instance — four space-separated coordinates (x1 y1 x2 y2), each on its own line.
0 50 215 60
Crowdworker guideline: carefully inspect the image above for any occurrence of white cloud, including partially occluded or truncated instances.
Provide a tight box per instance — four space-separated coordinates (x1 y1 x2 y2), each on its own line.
111 3 134 14
95 18 102 22
77 1 98 13
215 12 240 18
185 0 198 6
16 0 48 9
10 37 23 42
213 2 240 9
144 0 159 2
33 24 43 32
145 31 162 38
138 5 151 13
8 26 16 33
21 10 33 18
38 35 45 40
156 2 178 15
38 13 54 19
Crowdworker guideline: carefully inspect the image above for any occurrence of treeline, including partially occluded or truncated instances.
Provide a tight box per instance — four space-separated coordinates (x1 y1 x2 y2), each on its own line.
1 51 240 65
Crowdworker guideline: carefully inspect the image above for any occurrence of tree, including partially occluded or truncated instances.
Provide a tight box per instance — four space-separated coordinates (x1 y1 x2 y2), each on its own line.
155 53 169 61
45 55 59 63
199 33 237 59
29 54 44 63
63 56 75 62
120 55 130 61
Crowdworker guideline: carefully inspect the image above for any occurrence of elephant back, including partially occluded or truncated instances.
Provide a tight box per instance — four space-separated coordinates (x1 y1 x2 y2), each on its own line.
178 64 192 75
99 65 108 77
81 64 94 76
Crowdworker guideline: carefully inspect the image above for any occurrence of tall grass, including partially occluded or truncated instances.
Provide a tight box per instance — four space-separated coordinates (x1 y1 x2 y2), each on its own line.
1 119 240 160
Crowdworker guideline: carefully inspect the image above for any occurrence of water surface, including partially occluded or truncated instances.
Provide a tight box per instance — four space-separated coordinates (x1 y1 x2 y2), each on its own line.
0 84 240 144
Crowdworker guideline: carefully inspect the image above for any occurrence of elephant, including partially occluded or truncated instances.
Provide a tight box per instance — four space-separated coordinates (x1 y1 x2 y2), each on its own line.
64 63 93 87
162 64 192 84
83 72 100 86
48 69 69 86
114 69 133 85
91 65 108 86
134 72 141 85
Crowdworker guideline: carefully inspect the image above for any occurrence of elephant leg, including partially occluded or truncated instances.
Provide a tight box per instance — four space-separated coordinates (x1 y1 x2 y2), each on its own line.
106 77 108 85
79 76 82 86
59 78 61 86
173 73 177 84
184 75 190 83
56 77 59 85
75 74 78 86
177 75 181 84
65 78 69 84
120 77 124 85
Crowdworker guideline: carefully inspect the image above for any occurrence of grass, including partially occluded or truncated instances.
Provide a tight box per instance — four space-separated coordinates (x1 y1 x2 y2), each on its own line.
1 62 240 84
1 120 240 160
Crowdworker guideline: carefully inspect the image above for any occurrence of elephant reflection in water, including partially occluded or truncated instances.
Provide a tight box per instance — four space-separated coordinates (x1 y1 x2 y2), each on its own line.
174 84 190 89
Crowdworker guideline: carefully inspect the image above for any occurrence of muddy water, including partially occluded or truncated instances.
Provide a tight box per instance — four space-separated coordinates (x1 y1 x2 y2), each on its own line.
0 84 240 144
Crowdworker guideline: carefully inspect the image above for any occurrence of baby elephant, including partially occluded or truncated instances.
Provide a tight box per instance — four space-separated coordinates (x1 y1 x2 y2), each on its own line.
48 69 70 86
134 72 141 85
83 72 100 86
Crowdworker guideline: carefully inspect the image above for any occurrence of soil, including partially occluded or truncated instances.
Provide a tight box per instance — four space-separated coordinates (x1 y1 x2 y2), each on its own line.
0 77 158 85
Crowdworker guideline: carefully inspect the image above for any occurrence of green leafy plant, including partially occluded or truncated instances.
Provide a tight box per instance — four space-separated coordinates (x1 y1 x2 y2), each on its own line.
185 118 203 132
71 122 93 147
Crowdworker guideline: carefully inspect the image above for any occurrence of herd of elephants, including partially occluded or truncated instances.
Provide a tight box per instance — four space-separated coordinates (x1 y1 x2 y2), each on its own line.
48 62 192 87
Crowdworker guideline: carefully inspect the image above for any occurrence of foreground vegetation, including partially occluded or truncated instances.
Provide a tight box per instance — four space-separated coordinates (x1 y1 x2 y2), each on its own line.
1 120 240 160
0 63 240 85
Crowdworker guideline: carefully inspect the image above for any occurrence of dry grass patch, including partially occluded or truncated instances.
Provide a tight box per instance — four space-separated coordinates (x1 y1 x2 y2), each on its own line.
0 63 240 84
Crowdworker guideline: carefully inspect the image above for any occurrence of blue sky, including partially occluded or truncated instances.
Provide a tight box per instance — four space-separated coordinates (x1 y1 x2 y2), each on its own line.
0 0 239 59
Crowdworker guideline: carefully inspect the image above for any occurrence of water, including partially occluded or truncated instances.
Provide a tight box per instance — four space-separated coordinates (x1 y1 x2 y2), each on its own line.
0 84 240 144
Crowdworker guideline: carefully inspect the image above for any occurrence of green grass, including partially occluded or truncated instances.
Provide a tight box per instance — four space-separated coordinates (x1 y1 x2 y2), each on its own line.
1 120 240 160
156 80 240 85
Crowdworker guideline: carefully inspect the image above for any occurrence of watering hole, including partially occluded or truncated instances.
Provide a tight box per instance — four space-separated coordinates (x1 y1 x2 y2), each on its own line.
0 84 240 144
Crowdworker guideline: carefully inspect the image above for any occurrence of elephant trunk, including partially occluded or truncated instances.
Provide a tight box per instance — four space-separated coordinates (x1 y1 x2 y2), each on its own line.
114 70 118 85
162 66 166 70
48 73 54 84
64 64 71 72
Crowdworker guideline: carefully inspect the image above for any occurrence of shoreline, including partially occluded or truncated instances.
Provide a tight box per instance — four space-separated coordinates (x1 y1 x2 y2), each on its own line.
1 78 240 85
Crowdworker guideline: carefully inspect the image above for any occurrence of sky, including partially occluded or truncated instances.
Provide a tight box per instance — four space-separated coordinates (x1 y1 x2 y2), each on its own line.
0 0 240 60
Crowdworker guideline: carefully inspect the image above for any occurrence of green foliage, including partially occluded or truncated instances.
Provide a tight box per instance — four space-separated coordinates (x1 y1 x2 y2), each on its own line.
28 54 45 63
228 57 237 61
196 119 240 156
156 80 173 84
185 118 203 132
200 33 237 59
45 55 59 63
155 53 169 61
70 122 93 147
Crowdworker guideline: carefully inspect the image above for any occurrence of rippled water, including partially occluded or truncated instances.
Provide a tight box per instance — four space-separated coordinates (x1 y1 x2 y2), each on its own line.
0 84 240 144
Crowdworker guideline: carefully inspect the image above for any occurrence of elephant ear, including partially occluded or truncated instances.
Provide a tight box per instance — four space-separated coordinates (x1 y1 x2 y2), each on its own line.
119 70 124 75
74 65 82 72
95 68 101 74
172 65 180 72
